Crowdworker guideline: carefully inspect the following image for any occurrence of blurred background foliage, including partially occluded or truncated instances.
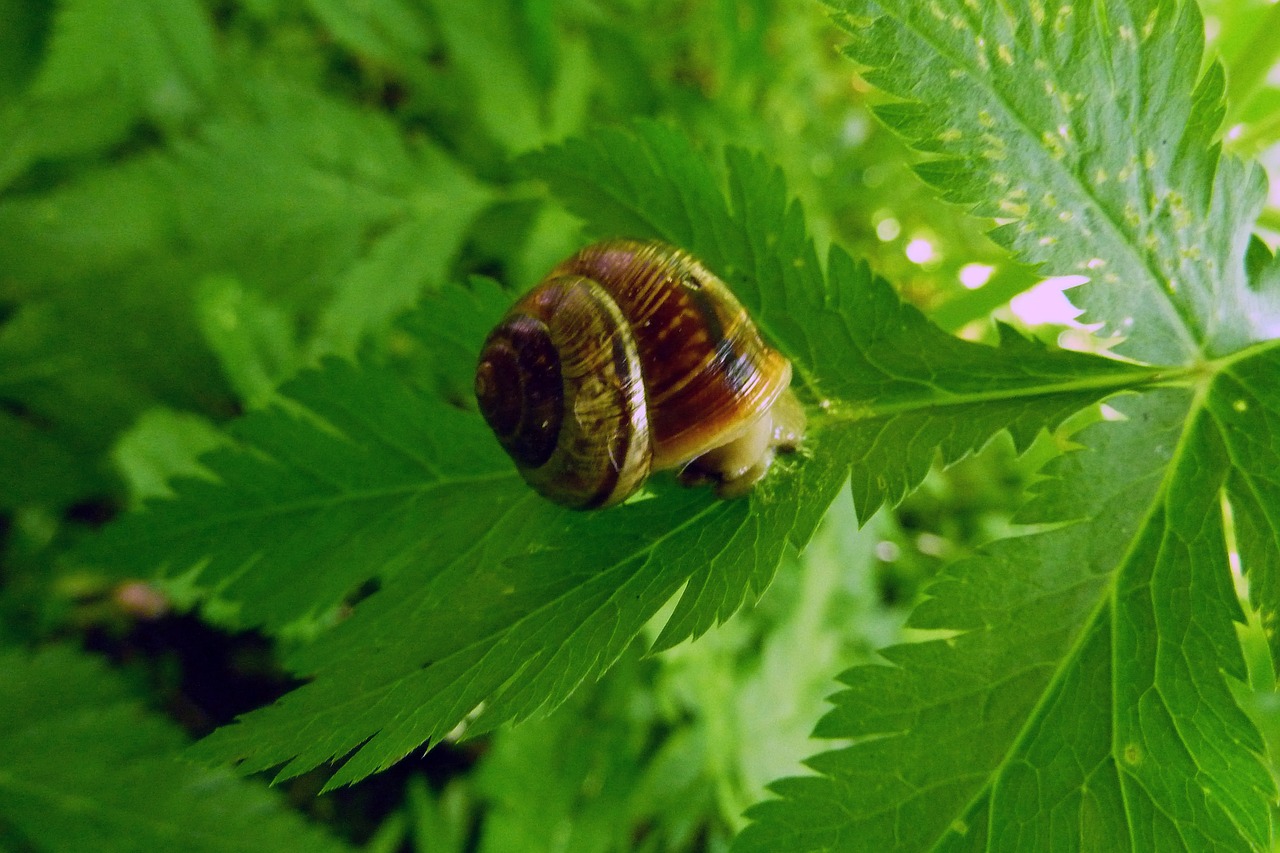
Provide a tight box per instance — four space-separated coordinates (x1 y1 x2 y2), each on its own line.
1 0 1278 849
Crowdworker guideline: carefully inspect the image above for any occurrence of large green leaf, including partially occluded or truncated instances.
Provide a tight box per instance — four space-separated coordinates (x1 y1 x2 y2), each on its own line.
738 352 1280 851
736 0 1280 848
826 0 1280 364
523 125 1155 520
82 124 1156 789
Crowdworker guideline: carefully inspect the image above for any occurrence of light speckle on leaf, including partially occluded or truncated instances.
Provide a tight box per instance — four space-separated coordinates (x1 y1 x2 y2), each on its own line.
1142 9 1158 40
1054 5 1073 34
1041 131 1067 160
999 197 1030 217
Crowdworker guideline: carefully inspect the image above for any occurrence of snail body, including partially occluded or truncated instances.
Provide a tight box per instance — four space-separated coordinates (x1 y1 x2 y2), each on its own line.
475 240 804 509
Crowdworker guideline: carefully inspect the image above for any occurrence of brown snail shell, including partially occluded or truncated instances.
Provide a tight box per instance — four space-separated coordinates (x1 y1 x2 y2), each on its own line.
475 239 804 509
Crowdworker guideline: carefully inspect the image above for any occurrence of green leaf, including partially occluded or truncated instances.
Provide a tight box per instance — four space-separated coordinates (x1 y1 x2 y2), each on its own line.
1221 1 1280 126
165 81 490 341
161 85 414 281
733 0 1280 846
307 143 492 359
737 368 1279 851
470 649 659 853
0 645 351 853
0 91 136 191
396 276 513 407
110 407 227 506
653 495 894 828
1214 349 1280 674
302 0 430 65
0 0 137 189
179 432 822 789
827 0 1280 363
0 157 176 285
0 0 50 97
84 123 1161 790
421 0 566 153
2 77 489 410
196 276 301 409
81 357 507 631
521 124 1155 521
33 0 217 124
0 285 229 512
405 776 471 853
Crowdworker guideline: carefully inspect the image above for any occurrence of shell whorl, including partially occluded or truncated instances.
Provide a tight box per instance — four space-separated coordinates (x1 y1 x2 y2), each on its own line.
476 274 653 508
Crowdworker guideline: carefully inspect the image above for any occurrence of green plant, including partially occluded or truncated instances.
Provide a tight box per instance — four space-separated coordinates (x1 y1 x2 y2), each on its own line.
2 0 1279 850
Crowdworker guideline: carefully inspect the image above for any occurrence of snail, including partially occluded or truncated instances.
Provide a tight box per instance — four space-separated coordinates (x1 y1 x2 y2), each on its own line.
474 239 805 509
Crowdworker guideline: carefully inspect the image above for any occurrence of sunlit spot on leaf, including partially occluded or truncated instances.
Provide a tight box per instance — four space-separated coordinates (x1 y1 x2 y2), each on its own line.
958 263 994 290
905 237 935 264
874 212 901 241
1008 276 1089 327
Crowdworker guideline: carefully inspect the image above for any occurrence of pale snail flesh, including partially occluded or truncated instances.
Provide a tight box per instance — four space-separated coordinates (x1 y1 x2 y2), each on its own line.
474 239 805 509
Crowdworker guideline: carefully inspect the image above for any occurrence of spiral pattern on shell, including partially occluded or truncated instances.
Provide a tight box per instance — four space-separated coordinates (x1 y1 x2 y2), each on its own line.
476 239 795 508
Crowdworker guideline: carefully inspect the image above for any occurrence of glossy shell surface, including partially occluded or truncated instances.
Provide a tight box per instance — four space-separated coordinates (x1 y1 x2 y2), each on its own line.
476 239 794 508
